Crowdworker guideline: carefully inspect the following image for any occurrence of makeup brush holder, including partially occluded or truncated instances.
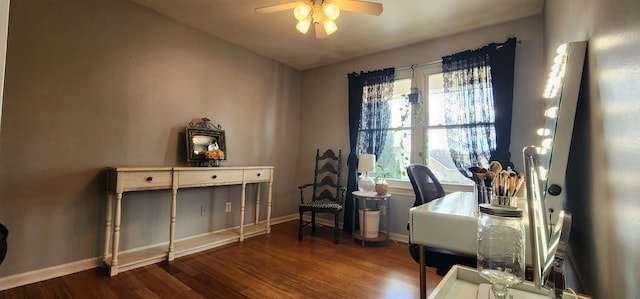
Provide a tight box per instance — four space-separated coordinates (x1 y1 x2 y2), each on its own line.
475 184 517 207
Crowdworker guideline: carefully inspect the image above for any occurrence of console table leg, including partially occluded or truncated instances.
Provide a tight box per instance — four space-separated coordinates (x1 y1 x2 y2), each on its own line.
110 192 123 277
103 191 113 265
266 177 273 233
239 182 246 241
255 183 261 225
168 189 177 261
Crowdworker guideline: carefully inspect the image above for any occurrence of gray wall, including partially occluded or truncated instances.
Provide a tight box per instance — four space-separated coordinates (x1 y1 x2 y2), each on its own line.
0 0 301 277
545 0 640 298
297 15 545 240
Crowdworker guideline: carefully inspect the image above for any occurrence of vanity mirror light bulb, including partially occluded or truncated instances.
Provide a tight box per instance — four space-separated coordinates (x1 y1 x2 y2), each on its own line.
545 107 559 118
536 128 551 136
554 54 566 65
558 63 567 78
537 147 548 155
556 43 568 55
543 85 555 99
541 138 553 149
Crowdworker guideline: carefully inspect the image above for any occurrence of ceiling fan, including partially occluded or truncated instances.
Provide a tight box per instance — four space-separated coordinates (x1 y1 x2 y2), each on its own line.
255 0 383 39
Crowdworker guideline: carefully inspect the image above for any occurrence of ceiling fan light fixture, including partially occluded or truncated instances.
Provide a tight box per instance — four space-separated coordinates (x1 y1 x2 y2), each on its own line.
323 3 340 20
296 17 312 34
257 0 383 38
323 19 338 35
293 4 312 21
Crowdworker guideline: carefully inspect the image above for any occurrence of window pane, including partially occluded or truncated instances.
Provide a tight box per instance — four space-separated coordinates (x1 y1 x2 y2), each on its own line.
427 72 473 186
375 129 411 180
369 77 412 179
428 73 445 126
427 128 474 185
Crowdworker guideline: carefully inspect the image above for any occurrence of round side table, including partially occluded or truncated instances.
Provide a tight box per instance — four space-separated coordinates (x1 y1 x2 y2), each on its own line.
351 191 391 247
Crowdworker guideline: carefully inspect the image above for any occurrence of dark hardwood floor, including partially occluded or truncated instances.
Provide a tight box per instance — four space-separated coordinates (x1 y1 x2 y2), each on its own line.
0 220 443 298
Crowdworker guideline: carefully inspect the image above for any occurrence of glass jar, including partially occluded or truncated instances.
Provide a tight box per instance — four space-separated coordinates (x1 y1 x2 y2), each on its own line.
477 203 526 298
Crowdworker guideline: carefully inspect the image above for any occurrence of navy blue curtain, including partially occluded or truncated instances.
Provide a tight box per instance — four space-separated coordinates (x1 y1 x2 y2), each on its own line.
488 38 517 170
359 72 394 157
442 37 517 177
344 68 395 232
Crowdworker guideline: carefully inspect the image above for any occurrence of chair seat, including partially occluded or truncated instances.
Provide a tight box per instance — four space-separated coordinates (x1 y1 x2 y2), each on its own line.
300 199 343 210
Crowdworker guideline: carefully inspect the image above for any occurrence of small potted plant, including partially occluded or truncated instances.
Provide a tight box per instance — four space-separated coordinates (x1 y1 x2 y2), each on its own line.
374 165 391 195
406 87 420 104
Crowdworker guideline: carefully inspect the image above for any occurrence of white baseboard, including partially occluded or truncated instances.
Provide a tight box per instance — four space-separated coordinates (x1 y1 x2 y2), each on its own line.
302 215 409 244
0 214 299 291
0 214 406 291
0 257 102 291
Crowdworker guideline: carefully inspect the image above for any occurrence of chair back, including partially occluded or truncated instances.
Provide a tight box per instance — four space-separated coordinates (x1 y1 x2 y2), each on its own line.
311 149 343 203
0 223 7 265
407 164 445 207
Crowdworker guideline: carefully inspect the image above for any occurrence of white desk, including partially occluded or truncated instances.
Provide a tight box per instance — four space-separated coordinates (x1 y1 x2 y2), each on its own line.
409 192 532 299
104 166 273 276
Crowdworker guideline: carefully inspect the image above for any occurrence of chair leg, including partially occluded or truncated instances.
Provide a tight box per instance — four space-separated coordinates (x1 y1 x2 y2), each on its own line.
333 213 340 244
298 210 303 241
311 212 316 235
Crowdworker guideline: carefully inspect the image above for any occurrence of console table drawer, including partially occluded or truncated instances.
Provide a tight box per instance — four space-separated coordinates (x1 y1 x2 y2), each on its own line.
244 168 271 182
118 171 173 191
177 169 243 186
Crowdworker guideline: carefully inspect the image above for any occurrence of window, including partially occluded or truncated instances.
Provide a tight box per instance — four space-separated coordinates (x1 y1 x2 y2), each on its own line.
425 73 476 185
364 65 478 186
360 77 412 180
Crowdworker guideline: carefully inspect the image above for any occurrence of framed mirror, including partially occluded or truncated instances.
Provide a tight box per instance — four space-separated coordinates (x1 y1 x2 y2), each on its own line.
185 118 226 165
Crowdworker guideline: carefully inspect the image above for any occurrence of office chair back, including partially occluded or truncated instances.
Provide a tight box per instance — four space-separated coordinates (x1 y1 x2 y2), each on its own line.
0 223 7 265
407 164 445 207
406 164 477 275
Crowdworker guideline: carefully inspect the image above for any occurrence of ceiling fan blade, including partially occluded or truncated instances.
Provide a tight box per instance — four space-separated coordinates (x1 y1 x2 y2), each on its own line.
315 22 328 39
255 1 305 14
336 0 383 15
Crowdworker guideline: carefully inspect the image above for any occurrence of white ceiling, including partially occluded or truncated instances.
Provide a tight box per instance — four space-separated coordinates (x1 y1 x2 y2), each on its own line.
128 0 544 70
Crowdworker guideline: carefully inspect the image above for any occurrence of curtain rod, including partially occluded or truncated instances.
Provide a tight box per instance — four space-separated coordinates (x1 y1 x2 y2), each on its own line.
395 59 442 72
396 39 521 72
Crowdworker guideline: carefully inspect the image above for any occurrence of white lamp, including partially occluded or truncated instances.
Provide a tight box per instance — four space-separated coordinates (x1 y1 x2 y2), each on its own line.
357 154 376 192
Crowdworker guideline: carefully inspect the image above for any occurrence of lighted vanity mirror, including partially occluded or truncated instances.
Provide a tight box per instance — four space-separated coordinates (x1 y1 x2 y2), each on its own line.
537 41 586 224
523 145 572 297
185 118 227 164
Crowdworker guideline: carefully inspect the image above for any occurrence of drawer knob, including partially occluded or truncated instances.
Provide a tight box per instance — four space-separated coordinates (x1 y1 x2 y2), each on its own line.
212 175 218 179
257 173 261 176
146 176 153 182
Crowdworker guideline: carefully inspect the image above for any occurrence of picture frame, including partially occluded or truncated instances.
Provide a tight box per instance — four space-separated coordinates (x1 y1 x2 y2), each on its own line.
185 118 227 164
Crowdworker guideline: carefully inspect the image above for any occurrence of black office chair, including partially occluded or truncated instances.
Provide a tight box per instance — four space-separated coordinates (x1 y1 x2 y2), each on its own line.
298 149 346 244
406 164 477 276
0 223 7 265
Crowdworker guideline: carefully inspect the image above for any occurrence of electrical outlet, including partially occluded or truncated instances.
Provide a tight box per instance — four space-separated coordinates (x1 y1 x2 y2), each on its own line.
225 202 232 213
200 206 207 216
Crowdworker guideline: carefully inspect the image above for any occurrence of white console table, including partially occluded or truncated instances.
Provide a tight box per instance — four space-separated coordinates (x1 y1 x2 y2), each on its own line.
104 166 274 276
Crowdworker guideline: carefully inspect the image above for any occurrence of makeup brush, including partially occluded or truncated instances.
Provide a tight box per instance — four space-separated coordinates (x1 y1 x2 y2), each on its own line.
485 171 496 187
489 161 503 174
512 173 525 197
500 171 509 196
